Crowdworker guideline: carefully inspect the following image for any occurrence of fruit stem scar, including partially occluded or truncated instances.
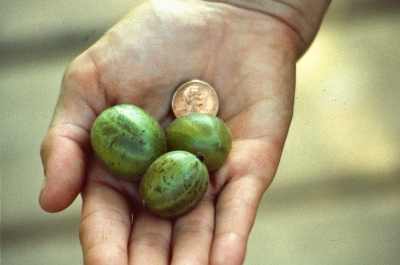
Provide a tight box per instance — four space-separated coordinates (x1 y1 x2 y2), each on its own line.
196 152 205 162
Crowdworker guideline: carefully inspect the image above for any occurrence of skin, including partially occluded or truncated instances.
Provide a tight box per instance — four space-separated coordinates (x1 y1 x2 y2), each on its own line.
39 0 331 264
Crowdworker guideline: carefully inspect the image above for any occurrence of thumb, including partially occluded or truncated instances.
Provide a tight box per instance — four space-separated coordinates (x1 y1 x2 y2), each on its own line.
39 54 101 212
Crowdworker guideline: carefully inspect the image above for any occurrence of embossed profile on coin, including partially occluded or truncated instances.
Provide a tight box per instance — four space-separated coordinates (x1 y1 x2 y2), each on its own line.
183 85 204 112
172 80 219 118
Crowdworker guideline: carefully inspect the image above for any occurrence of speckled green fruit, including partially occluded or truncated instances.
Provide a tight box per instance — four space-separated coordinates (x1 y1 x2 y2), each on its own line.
165 113 232 171
90 104 166 181
140 151 209 218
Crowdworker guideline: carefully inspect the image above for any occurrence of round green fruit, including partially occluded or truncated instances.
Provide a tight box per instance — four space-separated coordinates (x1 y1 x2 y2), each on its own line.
140 151 209 218
90 104 166 181
165 113 232 171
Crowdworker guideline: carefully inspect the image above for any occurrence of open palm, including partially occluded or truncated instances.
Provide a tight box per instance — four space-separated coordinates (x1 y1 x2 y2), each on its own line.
40 1 306 264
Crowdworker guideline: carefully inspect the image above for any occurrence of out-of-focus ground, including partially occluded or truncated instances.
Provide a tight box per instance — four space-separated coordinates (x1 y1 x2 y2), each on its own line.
1 0 399 264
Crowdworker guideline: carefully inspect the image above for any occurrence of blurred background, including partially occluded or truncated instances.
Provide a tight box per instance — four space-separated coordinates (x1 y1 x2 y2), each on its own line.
1 0 399 264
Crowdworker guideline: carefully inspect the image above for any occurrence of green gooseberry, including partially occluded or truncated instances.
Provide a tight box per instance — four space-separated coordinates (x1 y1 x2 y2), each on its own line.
140 151 209 218
165 113 232 171
90 104 166 181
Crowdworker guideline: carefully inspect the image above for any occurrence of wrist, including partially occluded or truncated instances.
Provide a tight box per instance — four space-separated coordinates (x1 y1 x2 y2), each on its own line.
205 0 331 53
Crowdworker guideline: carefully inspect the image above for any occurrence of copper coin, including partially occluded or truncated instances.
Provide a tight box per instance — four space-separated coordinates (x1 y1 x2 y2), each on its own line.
172 80 219 118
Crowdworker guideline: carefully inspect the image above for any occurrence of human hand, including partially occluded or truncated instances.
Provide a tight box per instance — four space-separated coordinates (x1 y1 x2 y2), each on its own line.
40 1 330 264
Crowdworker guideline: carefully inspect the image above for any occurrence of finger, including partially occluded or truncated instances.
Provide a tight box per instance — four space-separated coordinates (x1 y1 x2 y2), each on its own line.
170 194 215 265
39 54 103 212
39 130 88 212
210 140 279 265
80 160 132 265
128 210 172 265
210 179 262 265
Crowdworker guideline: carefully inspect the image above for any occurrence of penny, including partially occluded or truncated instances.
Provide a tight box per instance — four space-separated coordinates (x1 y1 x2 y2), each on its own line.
172 80 219 118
